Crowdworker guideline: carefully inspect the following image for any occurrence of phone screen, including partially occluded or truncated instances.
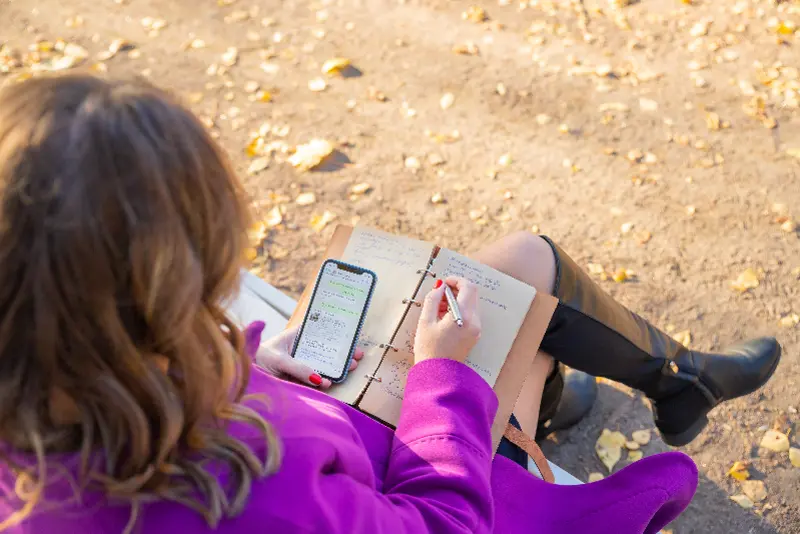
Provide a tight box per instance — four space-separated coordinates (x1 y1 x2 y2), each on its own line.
293 261 375 381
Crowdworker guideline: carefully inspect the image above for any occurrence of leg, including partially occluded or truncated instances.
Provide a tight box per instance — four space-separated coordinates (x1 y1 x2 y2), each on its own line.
472 232 594 438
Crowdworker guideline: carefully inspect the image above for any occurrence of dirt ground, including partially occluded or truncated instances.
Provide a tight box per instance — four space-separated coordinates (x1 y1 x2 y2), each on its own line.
2 0 799 531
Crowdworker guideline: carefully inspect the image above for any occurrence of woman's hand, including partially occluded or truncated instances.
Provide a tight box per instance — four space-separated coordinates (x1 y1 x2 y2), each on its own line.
413 277 481 364
243 321 363 389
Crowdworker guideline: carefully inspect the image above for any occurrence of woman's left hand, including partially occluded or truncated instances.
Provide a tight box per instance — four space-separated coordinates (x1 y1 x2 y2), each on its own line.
243 321 363 389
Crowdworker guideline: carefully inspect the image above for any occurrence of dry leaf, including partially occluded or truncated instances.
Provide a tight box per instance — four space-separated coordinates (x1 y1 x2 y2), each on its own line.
462 6 489 23
430 192 446 204
321 57 351 75
295 192 316 206
350 182 372 195
404 156 421 171
310 210 336 232
221 47 239 67
598 102 630 113
628 450 643 462
247 157 270 175
760 429 790 452
595 429 627 472
288 139 334 171
440 92 455 110
741 480 767 502
672 330 692 347
625 440 640 450
97 38 133 61
781 220 797 233
790 447 800 468
244 81 260 93
265 206 283 228
452 42 480 56
636 230 652 245
730 495 754 509
243 247 259 262
727 461 751 482
731 268 761 293
588 263 606 276
587 472 605 483
631 430 651 445
621 222 634 234
705 112 721 131
779 314 799 328
308 78 327 92
612 269 634 283
535 113 552 125
497 154 512 167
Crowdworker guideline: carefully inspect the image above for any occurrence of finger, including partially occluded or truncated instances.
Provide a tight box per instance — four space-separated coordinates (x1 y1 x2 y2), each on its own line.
419 281 447 324
349 358 360 371
452 278 479 312
243 321 266 358
275 356 324 387
319 377 333 389
279 325 300 352
353 348 364 361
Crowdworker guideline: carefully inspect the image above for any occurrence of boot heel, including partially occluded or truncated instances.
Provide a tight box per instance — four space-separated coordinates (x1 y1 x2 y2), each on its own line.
660 414 708 447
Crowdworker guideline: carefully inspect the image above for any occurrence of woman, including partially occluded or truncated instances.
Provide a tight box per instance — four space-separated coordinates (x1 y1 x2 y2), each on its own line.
0 74 779 533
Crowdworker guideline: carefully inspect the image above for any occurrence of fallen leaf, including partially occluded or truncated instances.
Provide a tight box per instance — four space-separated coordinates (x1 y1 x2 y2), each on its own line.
288 139 335 171
247 221 267 244
350 182 372 195
265 206 283 228
741 480 767 502
731 268 761 293
760 429 790 453
587 472 604 483
596 429 627 472
631 430 651 445
535 113 552 125
787 148 800 160
295 192 317 206
625 440 640 450
621 222 634 234
497 153 512 167
612 269 634 283
243 247 258 261
462 5 489 22
672 330 692 347
404 156 421 171
427 153 446 166
221 46 239 67
430 192 446 204
440 92 455 110
321 57 351 75
730 495 754 509
628 450 643 462
310 210 336 232
598 102 630 113
705 112 721 131
308 78 328 92
587 263 606 276
779 314 799 328
244 81 260 93
247 157 270 175
781 220 797 233
97 38 134 61
452 42 480 55
727 461 751 482
635 230 652 245
790 447 800 468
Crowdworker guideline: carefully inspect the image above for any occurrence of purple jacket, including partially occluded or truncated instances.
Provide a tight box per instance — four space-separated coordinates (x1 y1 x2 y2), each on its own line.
1 359 697 533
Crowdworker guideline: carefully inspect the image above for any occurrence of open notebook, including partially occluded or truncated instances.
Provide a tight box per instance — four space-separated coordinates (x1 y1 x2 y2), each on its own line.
288 226 557 451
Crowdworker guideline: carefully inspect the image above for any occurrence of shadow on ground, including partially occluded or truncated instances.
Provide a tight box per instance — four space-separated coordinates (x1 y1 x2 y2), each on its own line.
542 383 782 534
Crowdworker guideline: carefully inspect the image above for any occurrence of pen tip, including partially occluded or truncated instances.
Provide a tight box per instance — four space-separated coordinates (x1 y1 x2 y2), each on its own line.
456 319 464 327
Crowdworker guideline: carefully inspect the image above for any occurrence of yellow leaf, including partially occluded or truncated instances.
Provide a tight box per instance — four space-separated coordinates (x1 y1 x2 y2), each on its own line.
790 447 800 468
775 21 796 36
295 192 317 206
779 313 799 328
705 112 721 131
612 269 634 283
631 430 651 445
243 247 258 261
731 268 760 293
350 182 372 195
625 440 640 450
741 480 767 502
265 206 283 228
440 92 455 110
730 495 754 509
628 450 643 462
587 263 606 276
247 220 267 244
452 42 480 56
310 210 337 232
497 153 512 167
760 429 790 452
726 461 751 481
247 156 270 175
672 330 692 347
321 57 351 75
256 90 272 102
595 429 626 472
587 472 604 483
288 139 334 172
430 192 446 204
462 6 489 23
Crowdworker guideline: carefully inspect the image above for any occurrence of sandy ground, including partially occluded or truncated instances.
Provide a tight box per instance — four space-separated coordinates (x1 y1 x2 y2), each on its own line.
2 0 800 531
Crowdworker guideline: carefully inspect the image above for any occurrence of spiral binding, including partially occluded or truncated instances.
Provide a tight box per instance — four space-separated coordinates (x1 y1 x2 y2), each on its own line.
402 298 422 307
416 268 437 278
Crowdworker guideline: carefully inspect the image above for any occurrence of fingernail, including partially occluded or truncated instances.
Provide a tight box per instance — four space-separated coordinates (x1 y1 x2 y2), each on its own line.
434 279 443 288
309 374 323 386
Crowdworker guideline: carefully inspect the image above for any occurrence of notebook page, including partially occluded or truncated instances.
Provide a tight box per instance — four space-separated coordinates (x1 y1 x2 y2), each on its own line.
327 227 434 404
358 249 536 427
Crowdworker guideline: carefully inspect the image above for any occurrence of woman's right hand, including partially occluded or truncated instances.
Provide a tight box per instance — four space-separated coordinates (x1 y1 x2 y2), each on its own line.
413 277 481 364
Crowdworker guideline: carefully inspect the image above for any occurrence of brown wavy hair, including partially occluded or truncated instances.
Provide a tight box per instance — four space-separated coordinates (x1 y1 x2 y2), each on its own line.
0 74 280 531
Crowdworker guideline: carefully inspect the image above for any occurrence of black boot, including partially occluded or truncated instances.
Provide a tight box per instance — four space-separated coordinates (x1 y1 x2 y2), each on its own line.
536 364 597 441
539 237 782 447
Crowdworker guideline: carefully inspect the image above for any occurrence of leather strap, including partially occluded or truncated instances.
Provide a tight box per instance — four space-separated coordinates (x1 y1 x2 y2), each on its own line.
503 423 555 483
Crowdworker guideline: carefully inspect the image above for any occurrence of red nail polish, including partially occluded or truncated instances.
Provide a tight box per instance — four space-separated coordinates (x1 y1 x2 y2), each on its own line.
434 279 443 288
309 374 322 386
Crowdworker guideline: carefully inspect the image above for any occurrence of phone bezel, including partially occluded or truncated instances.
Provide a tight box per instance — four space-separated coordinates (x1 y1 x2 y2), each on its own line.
291 259 377 383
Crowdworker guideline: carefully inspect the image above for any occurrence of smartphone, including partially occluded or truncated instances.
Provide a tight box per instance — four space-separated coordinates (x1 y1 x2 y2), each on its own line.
292 259 377 383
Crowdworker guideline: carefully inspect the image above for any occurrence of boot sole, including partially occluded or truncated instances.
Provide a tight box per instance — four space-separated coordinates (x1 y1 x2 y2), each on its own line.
659 346 782 447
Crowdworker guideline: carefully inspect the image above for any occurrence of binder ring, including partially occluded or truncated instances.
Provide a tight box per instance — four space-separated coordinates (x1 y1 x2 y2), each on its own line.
402 298 422 307
379 343 399 352
416 269 437 278
365 374 383 383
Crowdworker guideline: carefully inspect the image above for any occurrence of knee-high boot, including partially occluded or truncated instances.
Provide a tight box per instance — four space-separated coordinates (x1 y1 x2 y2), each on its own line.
539 237 782 446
